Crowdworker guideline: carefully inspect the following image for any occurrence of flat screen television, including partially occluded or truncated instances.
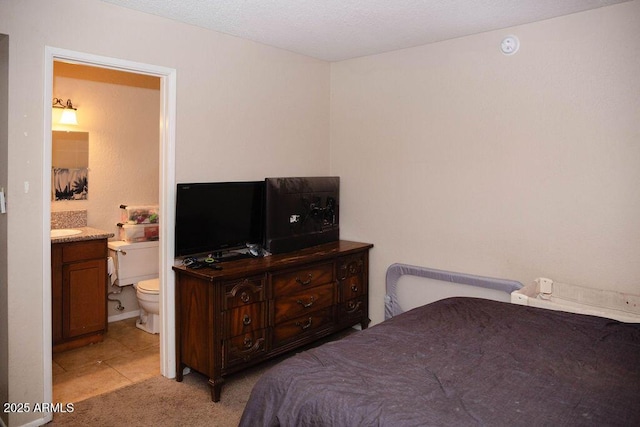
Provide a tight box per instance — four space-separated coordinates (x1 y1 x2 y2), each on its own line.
264 176 339 254
175 181 265 258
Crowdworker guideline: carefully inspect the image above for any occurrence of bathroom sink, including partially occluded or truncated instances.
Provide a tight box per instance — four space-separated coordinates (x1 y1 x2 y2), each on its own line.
50 228 83 238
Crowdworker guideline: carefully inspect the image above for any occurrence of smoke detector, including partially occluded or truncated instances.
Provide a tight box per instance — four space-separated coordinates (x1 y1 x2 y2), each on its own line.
500 36 520 55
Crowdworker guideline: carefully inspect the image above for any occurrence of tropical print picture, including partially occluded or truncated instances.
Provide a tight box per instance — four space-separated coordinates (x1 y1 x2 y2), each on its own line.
53 168 88 200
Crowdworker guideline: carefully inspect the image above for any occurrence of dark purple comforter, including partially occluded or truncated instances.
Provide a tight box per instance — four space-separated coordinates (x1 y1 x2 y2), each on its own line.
240 297 640 426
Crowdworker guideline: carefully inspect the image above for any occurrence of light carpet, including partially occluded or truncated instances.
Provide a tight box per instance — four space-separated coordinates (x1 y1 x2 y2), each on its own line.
48 329 356 426
48 363 270 427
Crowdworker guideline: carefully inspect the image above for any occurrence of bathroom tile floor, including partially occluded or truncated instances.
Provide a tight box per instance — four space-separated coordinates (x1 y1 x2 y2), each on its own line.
52 317 160 404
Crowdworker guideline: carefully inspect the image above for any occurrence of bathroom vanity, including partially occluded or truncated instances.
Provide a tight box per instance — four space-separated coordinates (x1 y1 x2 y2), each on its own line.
51 227 113 352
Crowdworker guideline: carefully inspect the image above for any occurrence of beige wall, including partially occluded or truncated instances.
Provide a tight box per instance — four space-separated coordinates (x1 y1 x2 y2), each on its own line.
52 62 161 319
0 0 330 424
2 0 639 424
331 1 640 324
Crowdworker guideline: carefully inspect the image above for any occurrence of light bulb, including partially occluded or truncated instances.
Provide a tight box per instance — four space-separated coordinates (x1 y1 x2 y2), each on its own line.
60 109 78 125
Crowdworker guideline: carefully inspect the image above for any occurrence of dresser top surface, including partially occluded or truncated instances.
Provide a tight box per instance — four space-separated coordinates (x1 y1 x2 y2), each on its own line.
173 240 373 281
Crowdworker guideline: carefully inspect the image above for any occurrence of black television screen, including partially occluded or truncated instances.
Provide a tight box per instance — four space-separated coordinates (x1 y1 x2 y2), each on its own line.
175 181 265 258
265 177 339 254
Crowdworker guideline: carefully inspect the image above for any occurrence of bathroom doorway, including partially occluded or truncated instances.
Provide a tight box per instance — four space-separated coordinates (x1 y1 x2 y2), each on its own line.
52 61 160 325
43 47 177 407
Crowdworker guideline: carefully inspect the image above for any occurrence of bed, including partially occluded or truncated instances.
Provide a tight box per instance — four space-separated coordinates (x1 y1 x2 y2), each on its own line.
240 265 640 426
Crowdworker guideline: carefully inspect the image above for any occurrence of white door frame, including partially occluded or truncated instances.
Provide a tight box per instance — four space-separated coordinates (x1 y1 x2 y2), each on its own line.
43 46 177 407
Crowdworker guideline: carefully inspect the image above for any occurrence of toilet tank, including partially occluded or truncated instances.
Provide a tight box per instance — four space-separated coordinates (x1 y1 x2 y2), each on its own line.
108 240 159 286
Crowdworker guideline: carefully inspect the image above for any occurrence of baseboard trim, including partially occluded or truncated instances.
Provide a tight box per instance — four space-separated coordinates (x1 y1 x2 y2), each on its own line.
108 310 140 323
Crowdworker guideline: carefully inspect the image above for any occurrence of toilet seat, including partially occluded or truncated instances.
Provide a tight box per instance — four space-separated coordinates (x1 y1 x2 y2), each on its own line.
137 278 159 294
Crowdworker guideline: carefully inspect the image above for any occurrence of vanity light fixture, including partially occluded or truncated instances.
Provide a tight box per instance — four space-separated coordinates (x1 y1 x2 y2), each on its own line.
52 98 78 125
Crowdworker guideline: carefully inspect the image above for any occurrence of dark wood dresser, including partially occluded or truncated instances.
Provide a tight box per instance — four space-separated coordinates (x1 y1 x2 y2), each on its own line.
173 240 373 401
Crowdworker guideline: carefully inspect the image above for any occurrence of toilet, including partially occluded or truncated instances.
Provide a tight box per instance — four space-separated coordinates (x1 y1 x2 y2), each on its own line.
107 240 160 334
135 278 160 334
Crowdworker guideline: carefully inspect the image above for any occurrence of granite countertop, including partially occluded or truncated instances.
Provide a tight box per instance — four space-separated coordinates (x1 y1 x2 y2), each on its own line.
50 226 115 244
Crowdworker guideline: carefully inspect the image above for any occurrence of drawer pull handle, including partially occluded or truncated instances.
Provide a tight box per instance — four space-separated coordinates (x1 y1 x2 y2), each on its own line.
296 296 315 308
242 314 252 326
296 274 313 286
243 336 253 348
347 301 356 310
240 291 250 303
351 284 359 293
347 300 362 312
295 317 313 331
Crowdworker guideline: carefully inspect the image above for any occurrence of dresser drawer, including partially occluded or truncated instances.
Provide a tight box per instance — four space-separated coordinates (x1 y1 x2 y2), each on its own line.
341 296 366 316
223 329 267 368
272 262 334 295
339 296 367 326
223 276 266 310
340 274 366 301
273 307 334 346
337 255 365 281
224 303 266 338
274 282 335 323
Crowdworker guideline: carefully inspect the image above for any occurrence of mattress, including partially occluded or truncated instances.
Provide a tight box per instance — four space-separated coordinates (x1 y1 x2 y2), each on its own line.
240 297 640 426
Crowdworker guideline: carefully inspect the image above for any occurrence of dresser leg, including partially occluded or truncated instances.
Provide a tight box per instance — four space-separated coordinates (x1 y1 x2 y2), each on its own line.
208 377 224 402
176 363 184 382
361 317 371 329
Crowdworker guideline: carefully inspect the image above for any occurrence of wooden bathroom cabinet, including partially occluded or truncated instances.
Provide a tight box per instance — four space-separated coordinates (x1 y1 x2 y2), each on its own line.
51 238 108 352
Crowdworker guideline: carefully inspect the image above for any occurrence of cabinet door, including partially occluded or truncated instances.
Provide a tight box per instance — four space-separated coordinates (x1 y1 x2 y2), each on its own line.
337 253 369 327
63 259 107 338
338 255 367 301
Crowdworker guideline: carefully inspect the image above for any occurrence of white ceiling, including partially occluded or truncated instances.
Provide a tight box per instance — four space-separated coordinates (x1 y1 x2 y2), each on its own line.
99 0 629 61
